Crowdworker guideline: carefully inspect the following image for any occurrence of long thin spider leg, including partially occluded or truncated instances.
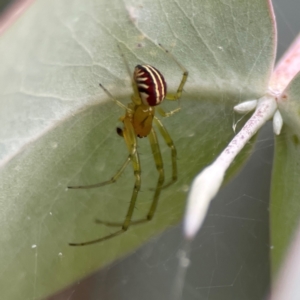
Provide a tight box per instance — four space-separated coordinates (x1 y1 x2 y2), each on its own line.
154 116 177 189
117 44 132 80
99 83 129 111
69 230 124 246
157 106 181 118
119 118 141 229
69 118 141 246
96 127 165 227
143 127 165 221
159 43 188 101
158 44 188 117
68 154 131 190
117 44 142 105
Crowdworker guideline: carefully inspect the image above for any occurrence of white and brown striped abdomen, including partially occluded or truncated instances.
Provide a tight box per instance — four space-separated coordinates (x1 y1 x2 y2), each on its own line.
134 64 167 106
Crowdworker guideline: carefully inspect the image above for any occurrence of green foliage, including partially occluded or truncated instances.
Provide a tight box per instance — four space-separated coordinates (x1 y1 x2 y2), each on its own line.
0 0 275 298
271 72 300 274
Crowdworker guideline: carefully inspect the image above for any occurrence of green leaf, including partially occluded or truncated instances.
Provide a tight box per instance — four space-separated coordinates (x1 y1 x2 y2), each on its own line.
271 71 300 274
0 0 275 298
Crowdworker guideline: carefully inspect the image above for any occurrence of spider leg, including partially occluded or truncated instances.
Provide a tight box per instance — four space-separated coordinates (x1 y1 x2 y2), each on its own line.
156 106 181 118
159 43 188 101
96 127 165 228
99 83 129 111
68 154 131 190
143 127 165 221
117 44 142 105
143 117 177 193
154 116 177 189
158 43 188 117
69 118 141 246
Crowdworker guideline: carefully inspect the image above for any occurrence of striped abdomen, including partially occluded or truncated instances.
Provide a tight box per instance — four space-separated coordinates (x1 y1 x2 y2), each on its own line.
134 64 167 106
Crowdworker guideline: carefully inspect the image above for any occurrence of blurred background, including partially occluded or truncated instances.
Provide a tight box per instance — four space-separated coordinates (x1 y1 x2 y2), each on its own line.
1 0 299 299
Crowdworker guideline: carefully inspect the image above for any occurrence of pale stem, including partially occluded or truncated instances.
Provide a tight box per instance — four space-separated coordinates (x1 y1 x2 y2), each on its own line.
184 95 277 239
269 33 300 95
0 0 35 36
215 96 277 170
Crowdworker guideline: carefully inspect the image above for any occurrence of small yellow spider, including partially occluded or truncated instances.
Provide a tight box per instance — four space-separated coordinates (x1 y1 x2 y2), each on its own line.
69 44 188 246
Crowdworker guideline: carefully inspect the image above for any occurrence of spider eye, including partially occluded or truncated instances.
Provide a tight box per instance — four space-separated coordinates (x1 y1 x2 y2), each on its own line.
116 127 123 137
134 65 167 107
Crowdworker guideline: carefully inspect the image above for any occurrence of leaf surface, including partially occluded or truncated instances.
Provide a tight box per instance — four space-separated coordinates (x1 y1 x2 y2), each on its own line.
271 71 300 274
0 0 275 298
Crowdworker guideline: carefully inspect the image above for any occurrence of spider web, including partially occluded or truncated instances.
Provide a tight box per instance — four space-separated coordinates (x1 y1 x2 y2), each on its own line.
45 0 300 299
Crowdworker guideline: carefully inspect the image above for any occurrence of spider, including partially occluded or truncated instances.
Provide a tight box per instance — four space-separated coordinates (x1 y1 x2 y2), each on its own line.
68 44 188 246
